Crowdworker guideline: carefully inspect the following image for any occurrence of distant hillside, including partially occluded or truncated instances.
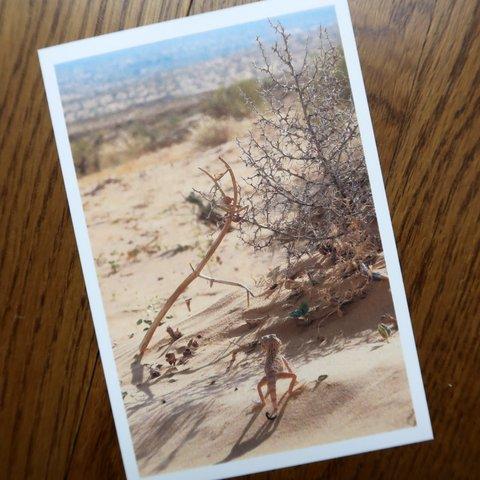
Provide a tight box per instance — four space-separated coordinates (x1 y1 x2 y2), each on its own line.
56 6 342 177
56 7 338 132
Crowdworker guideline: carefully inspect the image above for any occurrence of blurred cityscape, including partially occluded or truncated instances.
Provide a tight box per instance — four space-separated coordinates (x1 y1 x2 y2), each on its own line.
55 7 338 174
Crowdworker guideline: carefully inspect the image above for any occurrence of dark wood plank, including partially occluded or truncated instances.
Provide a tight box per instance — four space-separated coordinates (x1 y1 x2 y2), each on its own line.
65 360 124 480
0 0 478 479
188 0 256 14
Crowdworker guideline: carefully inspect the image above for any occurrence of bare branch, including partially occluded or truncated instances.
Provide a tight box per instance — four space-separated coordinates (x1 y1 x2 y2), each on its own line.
139 158 240 355
190 264 256 303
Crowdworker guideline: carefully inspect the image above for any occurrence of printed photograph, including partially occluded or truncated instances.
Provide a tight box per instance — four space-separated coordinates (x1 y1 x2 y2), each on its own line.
54 4 417 477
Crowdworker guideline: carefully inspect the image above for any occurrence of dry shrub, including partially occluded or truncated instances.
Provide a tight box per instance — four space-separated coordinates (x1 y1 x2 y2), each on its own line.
191 116 237 149
254 234 382 328
239 242 382 331
202 79 264 119
238 22 378 263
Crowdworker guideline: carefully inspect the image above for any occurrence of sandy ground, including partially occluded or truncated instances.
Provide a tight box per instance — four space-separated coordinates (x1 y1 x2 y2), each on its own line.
79 138 415 476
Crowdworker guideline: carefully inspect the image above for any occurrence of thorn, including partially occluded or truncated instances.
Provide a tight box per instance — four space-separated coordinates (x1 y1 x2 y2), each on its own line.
214 170 227 181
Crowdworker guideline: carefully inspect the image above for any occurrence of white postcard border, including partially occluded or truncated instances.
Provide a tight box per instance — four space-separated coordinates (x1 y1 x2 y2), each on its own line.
38 1 433 479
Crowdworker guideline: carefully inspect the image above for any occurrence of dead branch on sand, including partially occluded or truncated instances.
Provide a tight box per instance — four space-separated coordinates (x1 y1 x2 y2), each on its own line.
190 264 256 306
139 157 243 355
166 326 182 340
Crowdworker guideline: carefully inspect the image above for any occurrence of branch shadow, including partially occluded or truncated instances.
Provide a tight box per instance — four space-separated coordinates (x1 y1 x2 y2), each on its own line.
135 399 213 472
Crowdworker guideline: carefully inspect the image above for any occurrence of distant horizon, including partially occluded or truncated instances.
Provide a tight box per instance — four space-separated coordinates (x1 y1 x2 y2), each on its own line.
56 6 336 92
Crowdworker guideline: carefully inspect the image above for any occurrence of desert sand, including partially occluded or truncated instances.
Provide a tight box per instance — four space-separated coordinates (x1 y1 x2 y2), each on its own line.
79 136 415 476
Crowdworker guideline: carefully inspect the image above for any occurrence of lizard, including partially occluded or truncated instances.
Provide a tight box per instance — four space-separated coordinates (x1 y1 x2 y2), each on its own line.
257 334 297 420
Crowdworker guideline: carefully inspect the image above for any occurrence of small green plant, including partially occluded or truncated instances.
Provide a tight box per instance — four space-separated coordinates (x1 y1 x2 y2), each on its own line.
202 79 263 119
377 323 392 342
289 302 310 319
137 318 153 331
108 259 120 274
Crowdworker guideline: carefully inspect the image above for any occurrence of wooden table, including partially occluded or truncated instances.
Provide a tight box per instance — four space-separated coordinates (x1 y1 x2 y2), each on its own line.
1 1 479 478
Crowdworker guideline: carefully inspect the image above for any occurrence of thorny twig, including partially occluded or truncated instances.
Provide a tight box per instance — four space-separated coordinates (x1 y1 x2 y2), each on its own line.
238 22 377 262
190 264 256 306
139 158 244 355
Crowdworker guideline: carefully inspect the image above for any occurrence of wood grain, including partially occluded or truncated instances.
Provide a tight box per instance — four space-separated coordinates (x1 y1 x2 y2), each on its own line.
0 1 478 479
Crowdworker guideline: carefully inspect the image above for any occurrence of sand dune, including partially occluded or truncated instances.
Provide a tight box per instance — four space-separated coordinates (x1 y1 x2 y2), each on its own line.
80 138 414 476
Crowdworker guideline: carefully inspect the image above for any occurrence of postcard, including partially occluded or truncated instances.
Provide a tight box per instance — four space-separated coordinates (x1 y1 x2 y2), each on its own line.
38 1 432 478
